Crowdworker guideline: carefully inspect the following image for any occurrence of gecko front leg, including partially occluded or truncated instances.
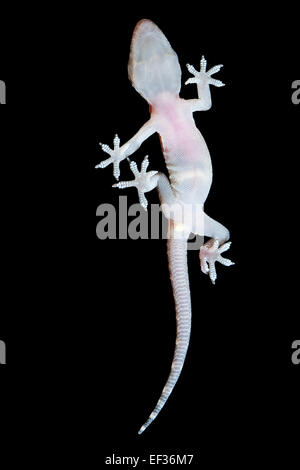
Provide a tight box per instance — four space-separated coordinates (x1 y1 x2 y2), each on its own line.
95 119 156 180
185 55 224 112
96 134 123 180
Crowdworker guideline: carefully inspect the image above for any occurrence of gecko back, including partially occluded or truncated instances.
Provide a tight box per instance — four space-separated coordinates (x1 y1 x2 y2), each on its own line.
128 19 182 103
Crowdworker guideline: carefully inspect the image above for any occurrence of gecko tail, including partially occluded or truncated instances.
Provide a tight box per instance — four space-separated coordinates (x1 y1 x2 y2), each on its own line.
138 231 191 435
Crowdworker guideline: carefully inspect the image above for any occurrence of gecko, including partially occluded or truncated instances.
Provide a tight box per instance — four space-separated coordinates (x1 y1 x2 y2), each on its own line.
95 19 234 434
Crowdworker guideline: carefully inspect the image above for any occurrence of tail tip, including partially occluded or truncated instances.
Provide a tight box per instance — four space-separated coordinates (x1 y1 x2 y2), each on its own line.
138 425 146 435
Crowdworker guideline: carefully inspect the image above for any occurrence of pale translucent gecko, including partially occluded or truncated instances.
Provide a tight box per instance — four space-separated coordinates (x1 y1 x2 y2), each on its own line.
95 19 234 434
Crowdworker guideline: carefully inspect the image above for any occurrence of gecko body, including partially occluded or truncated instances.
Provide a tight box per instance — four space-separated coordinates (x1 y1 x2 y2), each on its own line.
151 93 212 204
96 19 234 434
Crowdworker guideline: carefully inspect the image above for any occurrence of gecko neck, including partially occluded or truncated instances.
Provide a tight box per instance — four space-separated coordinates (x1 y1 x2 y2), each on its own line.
149 92 180 112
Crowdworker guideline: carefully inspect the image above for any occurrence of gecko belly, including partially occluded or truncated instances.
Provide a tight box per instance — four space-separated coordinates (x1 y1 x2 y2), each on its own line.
162 138 213 204
152 94 213 204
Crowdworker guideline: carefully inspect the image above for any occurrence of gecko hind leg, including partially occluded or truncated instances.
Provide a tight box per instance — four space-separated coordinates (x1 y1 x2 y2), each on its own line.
199 239 234 284
112 155 178 213
195 212 234 284
113 155 159 210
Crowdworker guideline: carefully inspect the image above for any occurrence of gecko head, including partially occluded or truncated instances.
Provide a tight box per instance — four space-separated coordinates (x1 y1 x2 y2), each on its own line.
128 19 182 104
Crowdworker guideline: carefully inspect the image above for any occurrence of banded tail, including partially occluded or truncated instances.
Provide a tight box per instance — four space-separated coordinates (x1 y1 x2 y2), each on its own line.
138 233 191 434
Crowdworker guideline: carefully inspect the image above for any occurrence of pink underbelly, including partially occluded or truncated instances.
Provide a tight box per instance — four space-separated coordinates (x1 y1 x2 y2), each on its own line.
159 131 212 203
161 129 210 168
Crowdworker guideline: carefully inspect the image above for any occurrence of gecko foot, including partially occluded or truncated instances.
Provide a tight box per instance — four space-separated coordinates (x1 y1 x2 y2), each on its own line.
199 239 234 284
185 55 225 87
112 155 159 210
95 134 125 180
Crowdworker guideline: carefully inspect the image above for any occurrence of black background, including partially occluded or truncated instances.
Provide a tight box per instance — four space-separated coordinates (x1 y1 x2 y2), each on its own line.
1 2 299 467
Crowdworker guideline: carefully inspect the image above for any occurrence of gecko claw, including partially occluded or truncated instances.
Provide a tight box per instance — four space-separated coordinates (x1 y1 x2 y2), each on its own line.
199 239 234 284
112 156 159 210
